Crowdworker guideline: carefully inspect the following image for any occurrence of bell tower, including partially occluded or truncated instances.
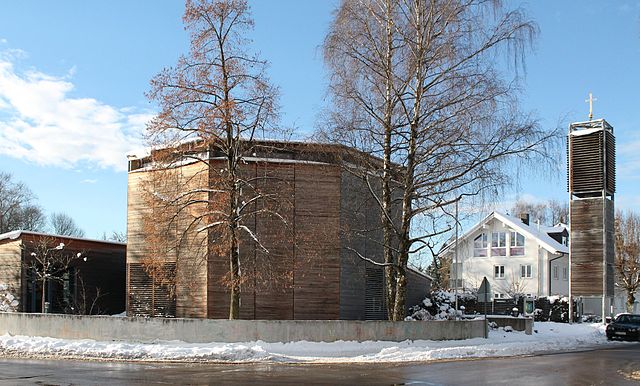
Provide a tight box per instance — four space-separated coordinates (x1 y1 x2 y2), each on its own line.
567 116 615 321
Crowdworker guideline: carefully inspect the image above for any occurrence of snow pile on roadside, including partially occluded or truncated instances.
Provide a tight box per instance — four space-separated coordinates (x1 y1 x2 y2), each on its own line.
0 322 615 363
0 335 275 362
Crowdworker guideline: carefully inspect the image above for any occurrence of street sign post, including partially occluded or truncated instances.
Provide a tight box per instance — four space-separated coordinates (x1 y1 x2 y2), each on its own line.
478 277 491 338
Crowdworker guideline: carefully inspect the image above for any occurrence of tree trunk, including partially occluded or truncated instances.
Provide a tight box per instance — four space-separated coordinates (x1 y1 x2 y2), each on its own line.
392 261 407 321
228 165 241 320
381 0 397 320
41 277 46 313
627 290 636 313
229 230 240 319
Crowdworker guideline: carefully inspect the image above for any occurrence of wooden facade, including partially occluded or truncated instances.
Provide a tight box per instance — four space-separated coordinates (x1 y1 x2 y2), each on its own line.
126 141 431 320
567 120 615 196
569 198 614 297
0 231 126 315
568 119 616 316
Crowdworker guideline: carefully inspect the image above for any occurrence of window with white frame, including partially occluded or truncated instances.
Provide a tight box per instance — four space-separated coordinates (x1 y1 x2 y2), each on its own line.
491 232 507 256
494 265 505 279
473 233 488 257
562 267 568 281
553 265 559 280
510 232 525 256
520 264 532 278
494 293 506 299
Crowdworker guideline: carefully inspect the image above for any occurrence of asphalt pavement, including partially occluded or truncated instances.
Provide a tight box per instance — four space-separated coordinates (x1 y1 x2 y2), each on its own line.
0 343 638 385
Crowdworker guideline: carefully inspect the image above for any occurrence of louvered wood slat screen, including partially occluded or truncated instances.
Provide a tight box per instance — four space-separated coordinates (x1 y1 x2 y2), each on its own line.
128 263 176 317
365 266 386 320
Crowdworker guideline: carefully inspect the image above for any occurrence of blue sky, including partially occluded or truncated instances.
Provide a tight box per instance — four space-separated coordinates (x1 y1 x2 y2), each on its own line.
0 1 638 239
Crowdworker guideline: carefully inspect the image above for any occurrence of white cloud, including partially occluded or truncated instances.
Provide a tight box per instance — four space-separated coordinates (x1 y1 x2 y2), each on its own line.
81 179 98 184
0 49 151 171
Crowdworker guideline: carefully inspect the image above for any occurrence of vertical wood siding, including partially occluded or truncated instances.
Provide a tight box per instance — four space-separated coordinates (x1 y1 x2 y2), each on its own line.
0 240 22 309
570 198 614 296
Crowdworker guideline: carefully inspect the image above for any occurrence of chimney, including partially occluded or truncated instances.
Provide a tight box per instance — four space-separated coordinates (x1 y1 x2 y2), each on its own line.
519 213 530 225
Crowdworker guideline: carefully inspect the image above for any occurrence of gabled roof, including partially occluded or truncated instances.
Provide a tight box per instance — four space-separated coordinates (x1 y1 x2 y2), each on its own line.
440 212 569 256
0 230 126 247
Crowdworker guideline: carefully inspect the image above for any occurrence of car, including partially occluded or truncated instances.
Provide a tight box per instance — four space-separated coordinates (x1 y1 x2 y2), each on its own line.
606 314 640 341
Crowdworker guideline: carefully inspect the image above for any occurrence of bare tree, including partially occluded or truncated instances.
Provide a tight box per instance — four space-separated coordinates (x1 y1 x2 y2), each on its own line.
427 251 451 290
102 231 127 243
511 198 568 225
323 0 557 320
614 210 640 312
511 199 549 224
145 0 286 319
64 276 105 315
547 200 569 225
23 237 82 313
0 172 46 233
50 212 85 238
498 271 529 299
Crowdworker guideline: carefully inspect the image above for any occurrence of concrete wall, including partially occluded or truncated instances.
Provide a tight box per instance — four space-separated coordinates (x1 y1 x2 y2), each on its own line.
0 313 485 343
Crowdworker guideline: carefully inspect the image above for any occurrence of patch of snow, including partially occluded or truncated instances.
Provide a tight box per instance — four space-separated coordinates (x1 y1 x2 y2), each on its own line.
0 322 618 363
0 230 22 241
570 127 602 137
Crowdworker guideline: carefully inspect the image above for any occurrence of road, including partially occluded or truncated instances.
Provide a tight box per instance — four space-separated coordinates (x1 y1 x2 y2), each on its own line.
0 344 638 385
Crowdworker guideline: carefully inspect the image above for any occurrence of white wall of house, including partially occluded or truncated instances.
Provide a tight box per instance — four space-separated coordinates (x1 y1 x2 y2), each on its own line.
447 216 569 299
549 253 569 296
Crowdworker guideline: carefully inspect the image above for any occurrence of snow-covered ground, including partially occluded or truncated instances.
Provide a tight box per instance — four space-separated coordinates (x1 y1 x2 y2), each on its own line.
0 322 625 363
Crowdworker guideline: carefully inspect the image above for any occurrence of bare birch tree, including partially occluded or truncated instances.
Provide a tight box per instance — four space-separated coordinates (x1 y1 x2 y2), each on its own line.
615 210 640 312
145 0 284 319
323 0 558 320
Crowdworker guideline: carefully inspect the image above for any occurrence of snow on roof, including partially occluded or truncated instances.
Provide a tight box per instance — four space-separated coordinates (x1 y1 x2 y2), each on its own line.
0 230 22 241
0 230 126 246
569 127 603 137
538 223 568 234
441 211 568 255
496 213 568 254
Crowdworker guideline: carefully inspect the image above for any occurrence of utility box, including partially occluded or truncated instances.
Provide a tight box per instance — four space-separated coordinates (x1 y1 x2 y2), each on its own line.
523 297 535 316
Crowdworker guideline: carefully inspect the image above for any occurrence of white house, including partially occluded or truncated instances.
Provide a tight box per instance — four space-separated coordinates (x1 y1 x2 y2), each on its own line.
441 212 569 299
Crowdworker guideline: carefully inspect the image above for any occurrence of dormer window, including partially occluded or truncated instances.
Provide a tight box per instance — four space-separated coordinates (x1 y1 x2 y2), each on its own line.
491 232 507 256
510 232 525 256
473 233 488 257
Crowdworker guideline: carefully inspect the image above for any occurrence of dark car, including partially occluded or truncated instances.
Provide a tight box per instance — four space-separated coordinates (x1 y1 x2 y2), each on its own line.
606 314 640 341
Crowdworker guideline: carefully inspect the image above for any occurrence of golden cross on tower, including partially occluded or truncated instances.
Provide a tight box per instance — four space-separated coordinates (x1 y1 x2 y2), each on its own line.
585 92 597 121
